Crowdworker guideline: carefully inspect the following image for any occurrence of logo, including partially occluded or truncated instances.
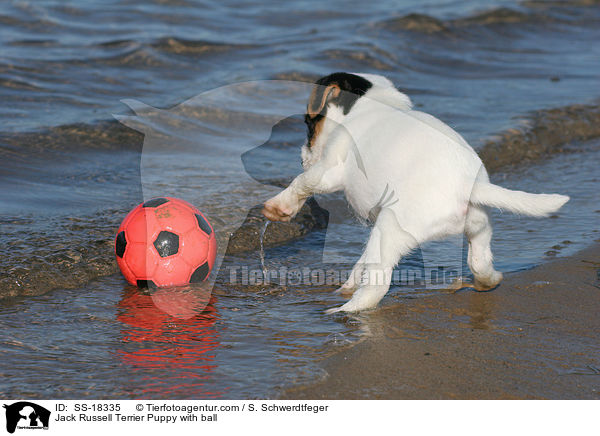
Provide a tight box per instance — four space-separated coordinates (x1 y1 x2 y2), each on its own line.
3 402 50 434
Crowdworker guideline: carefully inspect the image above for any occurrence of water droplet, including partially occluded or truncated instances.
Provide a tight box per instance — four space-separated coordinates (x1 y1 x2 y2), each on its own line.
259 220 270 283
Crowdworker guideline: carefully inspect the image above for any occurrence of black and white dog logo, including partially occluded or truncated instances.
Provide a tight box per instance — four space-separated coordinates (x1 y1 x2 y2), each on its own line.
3 402 50 434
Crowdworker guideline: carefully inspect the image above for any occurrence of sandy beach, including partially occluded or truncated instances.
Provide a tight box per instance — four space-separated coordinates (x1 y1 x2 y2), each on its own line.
283 242 600 399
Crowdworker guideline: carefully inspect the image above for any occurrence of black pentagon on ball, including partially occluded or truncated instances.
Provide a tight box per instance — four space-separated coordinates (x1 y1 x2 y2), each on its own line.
190 262 210 283
143 197 169 208
153 231 179 257
137 279 157 289
115 231 127 258
195 214 212 236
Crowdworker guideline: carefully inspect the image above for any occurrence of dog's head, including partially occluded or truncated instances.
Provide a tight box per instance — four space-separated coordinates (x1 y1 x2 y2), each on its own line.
301 72 372 169
300 72 412 170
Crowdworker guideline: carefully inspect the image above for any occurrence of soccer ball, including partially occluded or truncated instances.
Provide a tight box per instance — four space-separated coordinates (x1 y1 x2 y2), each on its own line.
115 197 217 288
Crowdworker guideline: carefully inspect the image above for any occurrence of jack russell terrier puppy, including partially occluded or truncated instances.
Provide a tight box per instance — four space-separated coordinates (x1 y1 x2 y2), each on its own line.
262 72 569 313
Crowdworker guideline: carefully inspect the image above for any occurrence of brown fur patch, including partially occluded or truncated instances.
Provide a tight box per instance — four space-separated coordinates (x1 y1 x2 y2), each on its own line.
307 83 340 117
308 116 325 148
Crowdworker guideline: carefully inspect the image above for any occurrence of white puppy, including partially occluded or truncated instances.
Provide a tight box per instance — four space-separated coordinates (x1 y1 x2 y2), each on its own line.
263 72 569 313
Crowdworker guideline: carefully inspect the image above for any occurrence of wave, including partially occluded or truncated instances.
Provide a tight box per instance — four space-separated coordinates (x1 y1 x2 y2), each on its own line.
378 13 450 34
480 101 600 172
96 36 253 55
271 72 320 82
378 2 600 35
0 210 126 299
0 121 143 154
0 78 45 92
323 50 392 71
150 37 255 56
0 14 59 31
13 37 258 69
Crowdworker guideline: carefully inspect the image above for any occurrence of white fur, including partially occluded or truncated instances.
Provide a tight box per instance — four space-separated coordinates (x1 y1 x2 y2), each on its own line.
263 73 569 312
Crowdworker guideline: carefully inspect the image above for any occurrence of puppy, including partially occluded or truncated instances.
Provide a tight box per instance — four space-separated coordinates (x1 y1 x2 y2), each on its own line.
262 72 569 313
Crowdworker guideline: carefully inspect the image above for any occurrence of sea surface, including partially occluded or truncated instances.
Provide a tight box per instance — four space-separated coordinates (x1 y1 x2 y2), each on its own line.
0 0 599 399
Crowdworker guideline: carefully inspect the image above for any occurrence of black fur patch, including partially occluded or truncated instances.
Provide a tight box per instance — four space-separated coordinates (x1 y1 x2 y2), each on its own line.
313 72 373 115
305 72 372 146
304 113 324 144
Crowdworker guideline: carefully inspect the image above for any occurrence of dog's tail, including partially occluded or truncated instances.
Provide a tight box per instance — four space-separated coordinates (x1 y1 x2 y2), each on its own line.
469 182 569 217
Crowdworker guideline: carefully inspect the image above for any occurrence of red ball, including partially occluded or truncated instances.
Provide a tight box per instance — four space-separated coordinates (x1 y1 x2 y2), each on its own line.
115 197 217 288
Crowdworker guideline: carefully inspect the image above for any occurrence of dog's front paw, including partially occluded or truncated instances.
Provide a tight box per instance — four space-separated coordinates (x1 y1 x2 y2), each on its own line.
262 190 303 223
262 199 293 222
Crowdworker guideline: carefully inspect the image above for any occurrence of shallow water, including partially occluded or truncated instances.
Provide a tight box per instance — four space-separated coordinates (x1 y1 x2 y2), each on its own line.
1 0 599 398
0 274 364 398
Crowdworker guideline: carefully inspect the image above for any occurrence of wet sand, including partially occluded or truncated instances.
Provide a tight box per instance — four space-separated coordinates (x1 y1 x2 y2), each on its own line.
282 242 600 399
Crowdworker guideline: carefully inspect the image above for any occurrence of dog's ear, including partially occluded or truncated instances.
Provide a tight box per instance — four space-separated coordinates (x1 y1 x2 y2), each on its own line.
307 83 340 118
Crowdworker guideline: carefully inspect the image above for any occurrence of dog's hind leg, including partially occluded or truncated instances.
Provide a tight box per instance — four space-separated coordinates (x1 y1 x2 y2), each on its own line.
465 206 503 290
335 184 399 296
327 208 418 313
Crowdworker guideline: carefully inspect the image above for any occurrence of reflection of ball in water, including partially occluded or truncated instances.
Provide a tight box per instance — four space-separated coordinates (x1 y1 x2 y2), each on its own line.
115 197 217 288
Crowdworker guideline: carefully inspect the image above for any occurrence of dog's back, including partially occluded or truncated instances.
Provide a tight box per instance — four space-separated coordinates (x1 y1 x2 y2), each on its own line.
338 89 486 237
